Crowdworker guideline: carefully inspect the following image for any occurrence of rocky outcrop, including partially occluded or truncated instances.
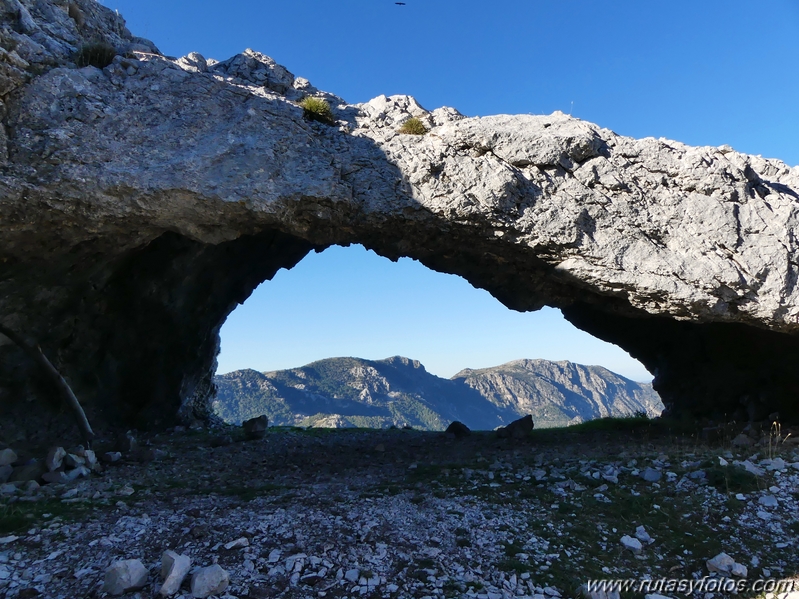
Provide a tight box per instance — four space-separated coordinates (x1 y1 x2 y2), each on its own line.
452 360 663 427
1 0 799 431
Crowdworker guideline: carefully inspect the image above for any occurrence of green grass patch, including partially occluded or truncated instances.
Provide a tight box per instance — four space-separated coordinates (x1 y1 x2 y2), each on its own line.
564 414 653 433
495 558 529 573
75 41 116 68
300 97 335 125
503 540 526 557
214 483 284 501
397 117 428 135
705 464 763 494
0 499 95 534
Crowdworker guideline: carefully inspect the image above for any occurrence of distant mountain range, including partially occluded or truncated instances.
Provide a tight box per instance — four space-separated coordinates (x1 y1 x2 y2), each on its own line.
213 356 663 430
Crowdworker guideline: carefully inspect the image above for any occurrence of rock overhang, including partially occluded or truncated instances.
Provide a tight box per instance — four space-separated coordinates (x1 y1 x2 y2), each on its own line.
1 0 799 431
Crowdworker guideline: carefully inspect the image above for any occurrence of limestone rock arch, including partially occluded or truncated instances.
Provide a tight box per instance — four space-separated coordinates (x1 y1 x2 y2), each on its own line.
1 0 799 429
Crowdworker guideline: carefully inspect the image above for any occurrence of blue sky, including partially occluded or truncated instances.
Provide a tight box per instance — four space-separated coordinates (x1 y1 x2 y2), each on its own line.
103 0 799 381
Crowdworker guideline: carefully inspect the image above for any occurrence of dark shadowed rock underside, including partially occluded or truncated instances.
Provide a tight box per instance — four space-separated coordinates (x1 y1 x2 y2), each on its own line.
1 0 799 433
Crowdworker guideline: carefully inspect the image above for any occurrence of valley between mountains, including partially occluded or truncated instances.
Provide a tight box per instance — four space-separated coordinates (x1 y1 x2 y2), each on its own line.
213 357 664 430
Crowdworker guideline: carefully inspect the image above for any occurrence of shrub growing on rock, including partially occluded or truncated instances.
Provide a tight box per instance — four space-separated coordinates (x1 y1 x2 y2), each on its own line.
75 41 116 69
398 117 428 135
300 96 335 125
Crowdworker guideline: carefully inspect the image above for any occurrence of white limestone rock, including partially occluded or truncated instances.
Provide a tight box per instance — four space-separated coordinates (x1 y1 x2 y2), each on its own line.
758 495 779 507
706 552 748 577
103 451 122 463
160 550 191 596
103 559 149 595
2 0 799 427
190 564 229 598
620 535 642 554
640 468 661 482
223 536 249 550
45 447 66 472
635 525 653 544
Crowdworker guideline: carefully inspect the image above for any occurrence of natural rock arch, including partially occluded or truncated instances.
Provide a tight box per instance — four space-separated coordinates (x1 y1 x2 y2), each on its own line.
1 0 799 431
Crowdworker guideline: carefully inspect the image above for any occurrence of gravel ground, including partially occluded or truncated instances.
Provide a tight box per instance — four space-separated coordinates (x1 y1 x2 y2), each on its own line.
0 422 798 599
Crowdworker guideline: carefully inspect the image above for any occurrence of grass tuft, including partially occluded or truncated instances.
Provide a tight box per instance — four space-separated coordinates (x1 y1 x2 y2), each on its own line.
75 41 116 69
300 96 336 125
398 117 428 135
705 463 761 494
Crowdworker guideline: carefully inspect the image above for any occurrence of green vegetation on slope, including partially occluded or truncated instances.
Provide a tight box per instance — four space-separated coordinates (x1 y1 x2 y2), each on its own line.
214 356 661 431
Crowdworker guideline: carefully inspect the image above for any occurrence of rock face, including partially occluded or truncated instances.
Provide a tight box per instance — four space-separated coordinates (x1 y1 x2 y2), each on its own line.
214 356 663 430
1 0 799 429
452 360 663 426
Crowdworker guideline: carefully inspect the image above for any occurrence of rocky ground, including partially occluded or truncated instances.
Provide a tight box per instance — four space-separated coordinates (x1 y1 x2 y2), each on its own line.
0 419 798 599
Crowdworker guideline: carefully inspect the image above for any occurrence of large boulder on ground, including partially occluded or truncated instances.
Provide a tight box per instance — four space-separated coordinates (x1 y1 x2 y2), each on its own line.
242 415 268 440
160 550 191 596
103 559 148 595
191 564 229 598
445 421 471 438
497 415 535 439
1 0 799 430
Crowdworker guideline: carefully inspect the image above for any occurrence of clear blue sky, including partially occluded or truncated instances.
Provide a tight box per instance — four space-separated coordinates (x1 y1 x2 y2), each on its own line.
103 0 799 381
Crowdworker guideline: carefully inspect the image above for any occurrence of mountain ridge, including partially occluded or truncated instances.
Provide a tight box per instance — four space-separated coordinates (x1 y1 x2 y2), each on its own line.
213 356 663 430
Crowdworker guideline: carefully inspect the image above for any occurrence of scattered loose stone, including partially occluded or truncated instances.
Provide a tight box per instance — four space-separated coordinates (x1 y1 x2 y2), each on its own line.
223 537 249 550
635 525 653 544
0 464 12 483
758 495 778 507
191 564 230 598
737 460 765 476
103 559 149 595
65 465 91 480
64 453 84 468
0 422 796 599
345 568 360 582
103 451 123 463
706 552 747 577
160 550 191 596
84 449 100 471
620 535 642 554
117 430 138 453
640 468 661 482
45 447 66 472
763 457 787 471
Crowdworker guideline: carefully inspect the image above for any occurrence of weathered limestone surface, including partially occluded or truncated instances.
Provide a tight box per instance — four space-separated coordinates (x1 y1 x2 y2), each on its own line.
1 0 799 430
